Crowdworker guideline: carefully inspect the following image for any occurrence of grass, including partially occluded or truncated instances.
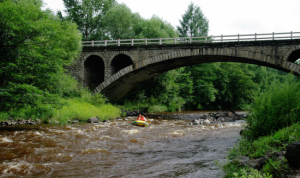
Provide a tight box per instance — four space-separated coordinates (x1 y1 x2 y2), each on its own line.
52 98 121 124
147 105 168 113
0 93 121 125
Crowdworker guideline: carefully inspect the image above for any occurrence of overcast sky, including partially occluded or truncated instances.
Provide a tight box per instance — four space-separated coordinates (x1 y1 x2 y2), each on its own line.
43 0 300 37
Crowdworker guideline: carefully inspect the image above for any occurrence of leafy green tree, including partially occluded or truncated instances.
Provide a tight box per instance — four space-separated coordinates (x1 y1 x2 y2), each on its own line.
0 0 82 112
59 0 115 40
102 3 136 39
103 3 178 40
138 15 178 38
187 63 218 109
122 67 193 112
177 2 209 37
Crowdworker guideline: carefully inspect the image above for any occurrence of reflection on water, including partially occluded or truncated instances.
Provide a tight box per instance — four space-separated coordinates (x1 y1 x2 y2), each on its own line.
0 111 245 178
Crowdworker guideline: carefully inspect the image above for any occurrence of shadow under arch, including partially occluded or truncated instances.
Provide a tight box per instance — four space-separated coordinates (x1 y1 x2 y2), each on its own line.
84 55 105 90
288 49 300 63
111 54 133 75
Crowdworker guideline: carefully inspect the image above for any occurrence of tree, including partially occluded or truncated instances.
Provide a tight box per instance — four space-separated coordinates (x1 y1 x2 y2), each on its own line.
59 0 115 40
177 2 209 37
139 15 178 38
102 3 136 39
103 3 178 40
0 0 82 112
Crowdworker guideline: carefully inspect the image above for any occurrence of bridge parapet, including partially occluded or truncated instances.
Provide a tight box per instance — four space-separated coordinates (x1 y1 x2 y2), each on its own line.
82 31 300 47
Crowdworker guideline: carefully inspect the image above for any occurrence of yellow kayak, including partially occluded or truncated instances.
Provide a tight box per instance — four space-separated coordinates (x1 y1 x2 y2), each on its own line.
131 120 149 127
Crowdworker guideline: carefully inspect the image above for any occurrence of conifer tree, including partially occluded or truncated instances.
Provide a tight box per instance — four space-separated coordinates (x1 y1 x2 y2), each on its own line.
177 2 209 37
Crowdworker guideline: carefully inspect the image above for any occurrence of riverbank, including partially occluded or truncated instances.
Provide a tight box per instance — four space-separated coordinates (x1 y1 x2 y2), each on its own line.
218 76 300 177
218 123 300 178
0 97 121 126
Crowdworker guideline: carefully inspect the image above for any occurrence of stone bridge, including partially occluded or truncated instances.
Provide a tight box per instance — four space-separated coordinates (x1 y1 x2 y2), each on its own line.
67 38 300 101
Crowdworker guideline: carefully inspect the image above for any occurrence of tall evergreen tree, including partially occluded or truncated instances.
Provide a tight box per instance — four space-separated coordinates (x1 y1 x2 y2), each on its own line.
177 2 209 37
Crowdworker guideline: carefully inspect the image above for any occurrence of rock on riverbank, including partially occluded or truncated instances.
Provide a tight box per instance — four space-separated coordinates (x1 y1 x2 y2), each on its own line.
189 111 247 125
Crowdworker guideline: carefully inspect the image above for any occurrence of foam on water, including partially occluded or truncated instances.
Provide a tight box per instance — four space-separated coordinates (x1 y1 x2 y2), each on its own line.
0 161 33 176
76 130 83 134
121 129 139 134
0 137 13 143
81 148 110 154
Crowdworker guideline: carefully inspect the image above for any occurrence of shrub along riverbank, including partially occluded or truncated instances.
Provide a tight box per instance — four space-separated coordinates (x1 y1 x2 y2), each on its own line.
218 75 300 178
0 90 121 125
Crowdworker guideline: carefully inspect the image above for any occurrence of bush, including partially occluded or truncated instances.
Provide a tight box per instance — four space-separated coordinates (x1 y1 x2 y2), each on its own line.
167 96 185 112
229 123 300 159
243 75 300 139
148 105 168 113
215 160 272 178
262 158 290 177
52 98 120 124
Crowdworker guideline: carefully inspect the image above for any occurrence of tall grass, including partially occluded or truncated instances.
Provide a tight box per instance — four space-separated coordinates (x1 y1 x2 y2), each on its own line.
52 98 120 124
0 89 121 125
243 75 300 139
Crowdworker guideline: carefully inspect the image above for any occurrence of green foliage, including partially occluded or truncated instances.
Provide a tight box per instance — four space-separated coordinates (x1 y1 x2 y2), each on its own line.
138 15 178 38
47 69 80 98
103 4 178 40
102 3 136 39
120 67 193 112
59 0 115 40
243 75 300 139
215 160 272 178
148 105 168 113
177 2 209 37
79 90 108 106
229 123 300 159
0 0 82 112
52 98 120 124
231 168 272 178
262 158 290 177
184 63 259 110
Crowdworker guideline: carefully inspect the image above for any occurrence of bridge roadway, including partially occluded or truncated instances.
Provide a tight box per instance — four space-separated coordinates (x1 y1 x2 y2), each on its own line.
67 32 300 101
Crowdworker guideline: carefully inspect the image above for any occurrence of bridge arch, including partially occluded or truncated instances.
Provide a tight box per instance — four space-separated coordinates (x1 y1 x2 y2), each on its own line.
287 48 300 63
84 55 105 90
94 48 300 101
110 54 133 75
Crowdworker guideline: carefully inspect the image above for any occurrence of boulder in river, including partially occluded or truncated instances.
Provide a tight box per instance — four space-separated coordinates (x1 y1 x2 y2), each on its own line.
4 121 11 126
203 119 210 124
88 117 99 123
18 119 25 125
228 112 235 118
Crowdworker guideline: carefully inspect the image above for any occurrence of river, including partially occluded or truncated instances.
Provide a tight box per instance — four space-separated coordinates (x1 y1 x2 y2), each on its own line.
0 111 245 178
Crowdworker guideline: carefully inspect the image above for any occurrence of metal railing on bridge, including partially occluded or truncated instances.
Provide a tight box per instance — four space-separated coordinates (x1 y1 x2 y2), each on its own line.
82 31 300 47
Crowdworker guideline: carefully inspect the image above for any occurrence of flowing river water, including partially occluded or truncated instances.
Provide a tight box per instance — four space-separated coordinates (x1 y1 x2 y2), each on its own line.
0 111 245 178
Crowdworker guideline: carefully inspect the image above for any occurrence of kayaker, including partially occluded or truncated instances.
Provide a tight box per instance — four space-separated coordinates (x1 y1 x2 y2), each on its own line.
137 114 147 121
